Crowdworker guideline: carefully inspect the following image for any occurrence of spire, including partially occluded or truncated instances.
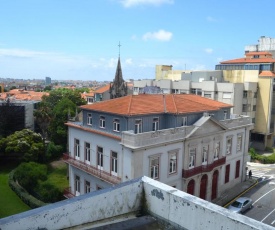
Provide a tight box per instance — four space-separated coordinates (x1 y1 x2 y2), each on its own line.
110 42 128 99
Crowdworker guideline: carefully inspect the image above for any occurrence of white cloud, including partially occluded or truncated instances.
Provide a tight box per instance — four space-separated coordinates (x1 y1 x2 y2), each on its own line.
119 0 174 8
0 48 49 58
206 16 218 22
204 48 213 54
142 29 173 41
125 58 133 65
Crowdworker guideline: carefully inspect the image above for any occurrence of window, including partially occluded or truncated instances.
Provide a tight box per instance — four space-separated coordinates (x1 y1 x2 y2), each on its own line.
111 151 118 176
152 117 159 131
191 88 196 94
150 156 159 179
235 160 240 179
182 116 187 126
226 137 232 155
202 146 208 165
243 91 248 98
214 142 220 160
87 113 92 125
225 164 230 183
254 92 257 98
85 180 90 193
223 92 232 99
74 139 80 159
204 92 212 98
237 135 242 151
85 142 90 162
169 152 177 174
97 146 103 170
135 119 142 134
99 116 105 128
224 110 227 120
189 148 196 169
242 104 248 112
113 119 120 132
253 105 256 111
75 175 80 195
87 97 94 104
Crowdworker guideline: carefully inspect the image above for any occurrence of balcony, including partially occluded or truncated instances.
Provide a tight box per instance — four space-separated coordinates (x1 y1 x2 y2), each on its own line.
182 157 226 178
63 153 121 185
63 187 75 199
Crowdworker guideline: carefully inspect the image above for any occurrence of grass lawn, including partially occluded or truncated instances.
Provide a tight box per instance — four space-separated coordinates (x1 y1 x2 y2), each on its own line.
47 161 68 193
0 161 30 218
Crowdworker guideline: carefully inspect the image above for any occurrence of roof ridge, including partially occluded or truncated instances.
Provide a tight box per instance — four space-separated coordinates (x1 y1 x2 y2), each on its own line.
163 94 166 113
128 95 133 115
172 94 178 114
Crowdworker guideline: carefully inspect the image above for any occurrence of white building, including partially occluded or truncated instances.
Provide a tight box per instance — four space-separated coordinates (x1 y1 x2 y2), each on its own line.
63 94 253 202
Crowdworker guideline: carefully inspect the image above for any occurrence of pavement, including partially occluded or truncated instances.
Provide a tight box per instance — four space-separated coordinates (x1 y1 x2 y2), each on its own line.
212 177 257 207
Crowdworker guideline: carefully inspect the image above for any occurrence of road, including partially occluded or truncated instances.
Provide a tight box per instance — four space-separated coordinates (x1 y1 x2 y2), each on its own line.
240 163 275 227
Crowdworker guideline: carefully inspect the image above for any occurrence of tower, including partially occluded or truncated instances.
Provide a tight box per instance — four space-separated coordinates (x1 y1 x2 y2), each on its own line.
110 42 128 99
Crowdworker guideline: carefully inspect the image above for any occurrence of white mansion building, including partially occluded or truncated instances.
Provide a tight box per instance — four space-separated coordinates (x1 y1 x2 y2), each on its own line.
63 94 253 201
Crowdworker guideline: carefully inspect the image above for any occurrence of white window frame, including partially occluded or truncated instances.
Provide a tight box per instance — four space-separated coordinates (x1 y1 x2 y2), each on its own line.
169 152 177 174
226 137 232 155
182 116 187 126
135 119 142 134
97 146 103 170
74 139 80 160
224 110 227 120
75 175 80 196
99 116 105 128
202 146 208 165
87 113 92 126
111 151 118 176
214 142 220 160
189 148 196 169
85 142 90 164
237 135 242 152
113 119 120 132
150 156 159 179
84 180 90 194
152 117 159 131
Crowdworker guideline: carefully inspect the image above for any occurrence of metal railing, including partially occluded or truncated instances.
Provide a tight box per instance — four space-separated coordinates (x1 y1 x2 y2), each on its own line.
62 153 121 185
182 157 226 178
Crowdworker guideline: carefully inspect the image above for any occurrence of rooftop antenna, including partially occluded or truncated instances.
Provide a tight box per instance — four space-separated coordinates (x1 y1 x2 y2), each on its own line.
118 41 121 58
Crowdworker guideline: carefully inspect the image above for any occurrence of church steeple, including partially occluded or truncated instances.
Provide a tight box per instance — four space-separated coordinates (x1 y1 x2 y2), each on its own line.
110 42 128 99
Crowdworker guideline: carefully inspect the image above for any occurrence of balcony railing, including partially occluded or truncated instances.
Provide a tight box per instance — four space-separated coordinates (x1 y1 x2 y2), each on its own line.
63 153 121 185
182 157 226 178
63 187 75 199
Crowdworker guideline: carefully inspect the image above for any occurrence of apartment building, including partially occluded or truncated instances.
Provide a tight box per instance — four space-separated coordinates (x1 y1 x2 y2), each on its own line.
63 94 253 202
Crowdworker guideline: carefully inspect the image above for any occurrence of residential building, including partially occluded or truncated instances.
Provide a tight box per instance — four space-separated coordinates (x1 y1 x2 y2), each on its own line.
0 176 271 230
63 94 253 202
245 36 275 57
155 64 189 80
45 76 51 85
216 51 275 149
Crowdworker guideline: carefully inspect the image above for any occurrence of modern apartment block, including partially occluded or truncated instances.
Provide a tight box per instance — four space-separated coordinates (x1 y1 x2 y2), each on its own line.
63 94 253 202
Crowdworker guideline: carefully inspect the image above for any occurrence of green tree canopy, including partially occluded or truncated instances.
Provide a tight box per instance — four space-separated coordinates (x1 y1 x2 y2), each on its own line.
0 129 44 162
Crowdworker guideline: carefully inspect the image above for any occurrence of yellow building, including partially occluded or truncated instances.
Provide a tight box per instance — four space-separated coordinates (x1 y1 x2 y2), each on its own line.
216 51 275 149
155 65 190 81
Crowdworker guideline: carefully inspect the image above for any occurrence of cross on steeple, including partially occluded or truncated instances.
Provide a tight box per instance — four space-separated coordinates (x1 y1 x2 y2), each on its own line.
118 41 121 58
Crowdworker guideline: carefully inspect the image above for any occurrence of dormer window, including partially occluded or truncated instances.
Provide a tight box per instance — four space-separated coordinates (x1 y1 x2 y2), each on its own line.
152 117 159 131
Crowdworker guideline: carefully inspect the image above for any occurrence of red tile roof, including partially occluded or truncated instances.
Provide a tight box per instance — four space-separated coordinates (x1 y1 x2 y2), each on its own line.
259 71 275 77
95 85 110 93
80 94 232 116
220 52 275 64
0 90 48 101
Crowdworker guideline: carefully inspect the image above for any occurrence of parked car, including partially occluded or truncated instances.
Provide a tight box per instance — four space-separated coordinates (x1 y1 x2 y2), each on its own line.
228 197 253 213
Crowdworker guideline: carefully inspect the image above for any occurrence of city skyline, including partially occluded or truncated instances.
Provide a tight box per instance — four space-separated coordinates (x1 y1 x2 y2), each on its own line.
1 0 275 81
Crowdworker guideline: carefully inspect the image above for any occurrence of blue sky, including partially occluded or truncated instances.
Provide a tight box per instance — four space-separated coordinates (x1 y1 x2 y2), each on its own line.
1 0 275 81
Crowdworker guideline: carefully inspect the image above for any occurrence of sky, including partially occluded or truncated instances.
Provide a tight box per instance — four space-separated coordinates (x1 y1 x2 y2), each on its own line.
1 0 275 81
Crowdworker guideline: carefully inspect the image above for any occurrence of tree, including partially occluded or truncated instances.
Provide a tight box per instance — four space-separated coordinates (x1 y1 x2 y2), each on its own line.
0 129 44 162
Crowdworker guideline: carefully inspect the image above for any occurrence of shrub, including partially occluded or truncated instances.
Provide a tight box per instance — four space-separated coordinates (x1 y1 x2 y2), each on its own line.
14 162 47 192
46 142 63 161
37 182 63 203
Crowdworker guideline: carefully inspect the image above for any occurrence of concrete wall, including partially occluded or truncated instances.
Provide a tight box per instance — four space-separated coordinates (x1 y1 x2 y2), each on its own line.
1 176 273 230
143 177 273 230
0 178 143 230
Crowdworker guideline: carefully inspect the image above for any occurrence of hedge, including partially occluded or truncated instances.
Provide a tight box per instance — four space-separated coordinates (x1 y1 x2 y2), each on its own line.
8 170 48 209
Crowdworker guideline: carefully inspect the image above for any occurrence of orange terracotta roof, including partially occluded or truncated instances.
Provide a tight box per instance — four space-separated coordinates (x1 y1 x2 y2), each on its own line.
95 85 110 93
259 71 275 77
220 52 275 64
80 94 232 116
0 91 49 101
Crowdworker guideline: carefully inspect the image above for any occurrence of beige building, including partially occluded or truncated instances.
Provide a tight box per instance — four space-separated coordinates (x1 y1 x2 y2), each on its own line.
155 64 190 81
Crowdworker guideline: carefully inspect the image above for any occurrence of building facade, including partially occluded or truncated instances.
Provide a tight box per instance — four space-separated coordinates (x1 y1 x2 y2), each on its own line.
63 94 253 202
